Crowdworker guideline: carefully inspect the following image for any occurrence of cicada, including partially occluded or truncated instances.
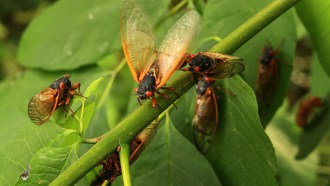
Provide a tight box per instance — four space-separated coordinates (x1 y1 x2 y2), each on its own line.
256 46 279 98
28 74 82 125
296 96 323 128
181 52 244 79
192 77 218 154
120 0 200 107
100 119 159 182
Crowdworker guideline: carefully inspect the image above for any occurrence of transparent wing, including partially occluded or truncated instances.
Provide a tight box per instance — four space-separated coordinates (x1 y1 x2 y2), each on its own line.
120 0 157 82
28 88 58 125
155 10 200 87
192 87 218 154
202 52 244 79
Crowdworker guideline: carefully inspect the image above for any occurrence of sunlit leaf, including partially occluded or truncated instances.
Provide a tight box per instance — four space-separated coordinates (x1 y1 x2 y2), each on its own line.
0 123 76 185
17 0 121 70
15 145 89 185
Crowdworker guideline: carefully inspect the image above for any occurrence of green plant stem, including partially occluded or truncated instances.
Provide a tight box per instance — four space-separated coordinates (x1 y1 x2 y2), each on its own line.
210 0 300 54
50 0 299 185
119 143 132 186
97 58 126 110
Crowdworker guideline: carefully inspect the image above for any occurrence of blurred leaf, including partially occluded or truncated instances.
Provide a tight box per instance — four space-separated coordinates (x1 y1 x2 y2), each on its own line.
296 93 330 160
197 0 296 126
17 0 121 70
311 55 330 97
296 0 330 77
114 115 221 186
266 105 318 186
0 122 76 185
203 76 278 185
15 144 89 185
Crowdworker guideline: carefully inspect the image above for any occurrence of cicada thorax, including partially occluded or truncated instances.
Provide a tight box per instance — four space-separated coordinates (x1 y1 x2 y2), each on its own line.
28 74 82 125
296 96 323 128
192 77 218 154
181 52 244 80
185 53 216 73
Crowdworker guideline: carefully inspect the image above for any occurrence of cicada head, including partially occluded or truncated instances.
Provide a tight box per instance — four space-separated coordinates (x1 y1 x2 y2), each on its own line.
260 46 278 66
135 71 156 100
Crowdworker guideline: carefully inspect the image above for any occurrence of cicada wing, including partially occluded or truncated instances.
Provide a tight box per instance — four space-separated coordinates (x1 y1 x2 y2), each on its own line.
129 118 160 164
192 87 218 154
155 10 200 87
201 52 244 79
120 0 157 82
28 88 59 125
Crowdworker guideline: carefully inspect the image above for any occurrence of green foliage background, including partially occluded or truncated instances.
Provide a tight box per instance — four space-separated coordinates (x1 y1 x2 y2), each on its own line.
0 0 330 185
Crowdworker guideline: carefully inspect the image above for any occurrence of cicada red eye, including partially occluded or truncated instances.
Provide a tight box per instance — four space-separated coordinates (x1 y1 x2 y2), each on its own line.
121 0 200 107
181 52 244 80
28 74 82 125
192 77 218 154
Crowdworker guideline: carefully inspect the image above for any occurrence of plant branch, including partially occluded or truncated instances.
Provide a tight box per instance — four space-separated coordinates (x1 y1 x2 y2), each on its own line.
210 0 300 54
119 143 132 186
50 0 300 185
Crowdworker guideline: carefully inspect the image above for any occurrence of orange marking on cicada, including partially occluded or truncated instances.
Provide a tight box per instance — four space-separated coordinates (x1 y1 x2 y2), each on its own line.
192 77 218 154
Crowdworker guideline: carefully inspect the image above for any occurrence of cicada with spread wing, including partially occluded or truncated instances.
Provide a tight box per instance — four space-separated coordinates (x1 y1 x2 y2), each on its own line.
121 0 200 107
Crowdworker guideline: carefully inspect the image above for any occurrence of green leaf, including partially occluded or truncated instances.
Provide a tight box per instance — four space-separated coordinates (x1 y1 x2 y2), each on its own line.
15 145 88 185
266 106 318 186
17 0 121 70
296 0 330 77
83 77 103 98
296 93 330 160
311 55 330 97
0 67 105 149
114 116 221 186
79 77 103 135
198 0 296 126
205 76 278 185
0 123 76 185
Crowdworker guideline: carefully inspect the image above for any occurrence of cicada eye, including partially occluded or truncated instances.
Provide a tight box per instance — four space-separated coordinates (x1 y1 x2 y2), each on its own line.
134 88 138 93
194 66 201 72
145 91 153 97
